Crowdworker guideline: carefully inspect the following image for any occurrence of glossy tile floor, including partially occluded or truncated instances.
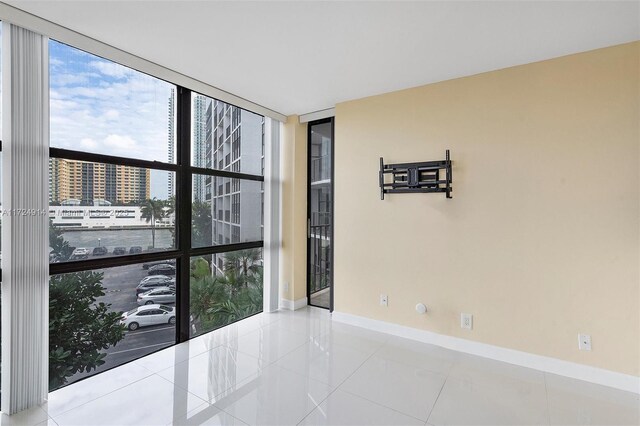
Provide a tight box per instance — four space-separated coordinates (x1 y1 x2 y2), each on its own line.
310 288 331 309
4 307 639 426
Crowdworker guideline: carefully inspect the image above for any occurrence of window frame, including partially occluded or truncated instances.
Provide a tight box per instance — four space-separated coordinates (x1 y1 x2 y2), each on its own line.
47 44 265 388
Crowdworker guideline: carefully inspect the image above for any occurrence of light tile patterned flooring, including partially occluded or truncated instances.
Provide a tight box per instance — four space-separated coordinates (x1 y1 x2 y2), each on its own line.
2 307 638 425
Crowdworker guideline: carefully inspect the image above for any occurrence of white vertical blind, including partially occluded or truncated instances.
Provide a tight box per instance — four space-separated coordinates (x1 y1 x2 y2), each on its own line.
1 22 49 414
263 118 282 313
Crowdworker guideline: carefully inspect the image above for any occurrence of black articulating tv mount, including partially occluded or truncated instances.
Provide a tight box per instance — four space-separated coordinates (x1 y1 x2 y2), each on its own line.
379 150 452 200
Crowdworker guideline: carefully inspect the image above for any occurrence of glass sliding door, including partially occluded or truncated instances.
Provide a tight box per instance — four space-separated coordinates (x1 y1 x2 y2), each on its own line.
307 118 333 310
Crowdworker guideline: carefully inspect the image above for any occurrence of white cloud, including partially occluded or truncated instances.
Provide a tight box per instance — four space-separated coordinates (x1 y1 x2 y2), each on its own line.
89 60 136 79
103 109 120 120
50 42 174 199
104 134 137 150
80 138 98 149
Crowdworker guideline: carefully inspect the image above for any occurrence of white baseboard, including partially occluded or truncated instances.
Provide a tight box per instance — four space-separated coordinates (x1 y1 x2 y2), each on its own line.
332 311 640 394
279 297 307 311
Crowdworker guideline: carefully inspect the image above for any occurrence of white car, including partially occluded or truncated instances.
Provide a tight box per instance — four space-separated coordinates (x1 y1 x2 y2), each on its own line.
120 305 176 331
71 247 89 256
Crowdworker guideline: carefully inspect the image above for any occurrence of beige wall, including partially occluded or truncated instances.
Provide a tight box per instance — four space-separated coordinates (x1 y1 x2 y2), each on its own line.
334 42 639 376
280 115 308 303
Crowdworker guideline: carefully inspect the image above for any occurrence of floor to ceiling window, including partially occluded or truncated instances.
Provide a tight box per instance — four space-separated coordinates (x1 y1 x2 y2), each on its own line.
47 41 264 391
48 40 179 391
189 94 264 338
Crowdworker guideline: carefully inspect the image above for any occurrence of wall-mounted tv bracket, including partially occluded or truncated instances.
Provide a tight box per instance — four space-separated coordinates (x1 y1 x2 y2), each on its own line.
379 150 452 200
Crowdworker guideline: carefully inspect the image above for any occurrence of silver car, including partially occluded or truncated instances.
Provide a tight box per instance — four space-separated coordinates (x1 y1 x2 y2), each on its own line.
137 287 176 306
139 275 171 285
121 304 176 331
136 276 175 295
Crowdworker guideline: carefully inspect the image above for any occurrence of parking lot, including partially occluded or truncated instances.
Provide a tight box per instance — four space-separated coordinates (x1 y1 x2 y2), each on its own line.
67 260 177 384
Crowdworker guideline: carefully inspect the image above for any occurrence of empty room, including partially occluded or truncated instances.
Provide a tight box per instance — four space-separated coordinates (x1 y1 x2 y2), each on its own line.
0 1 637 425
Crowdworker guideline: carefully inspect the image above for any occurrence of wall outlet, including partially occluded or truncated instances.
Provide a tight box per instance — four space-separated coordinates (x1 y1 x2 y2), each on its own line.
380 294 388 307
461 313 473 330
284 282 289 292
578 334 592 351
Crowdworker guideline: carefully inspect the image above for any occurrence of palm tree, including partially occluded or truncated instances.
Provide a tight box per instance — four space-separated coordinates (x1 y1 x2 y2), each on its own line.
192 200 212 247
140 198 166 249
223 249 262 288
164 196 176 247
165 195 176 216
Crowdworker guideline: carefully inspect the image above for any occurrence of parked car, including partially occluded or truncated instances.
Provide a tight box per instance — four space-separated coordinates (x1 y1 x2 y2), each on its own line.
142 259 176 270
148 264 176 276
129 246 143 254
139 275 172 285
137 287 176 306
69 247 89 260
120 305 175 331
136 278 175 295
113 246 127 255
92 246 108 256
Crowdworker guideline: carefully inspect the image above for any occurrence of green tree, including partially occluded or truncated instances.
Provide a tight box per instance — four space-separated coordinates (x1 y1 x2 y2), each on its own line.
165 195 176 217
190 256 211 280
191 200 212 248
223 249 262 288
189 275 229 331
162 196 178 247
164 197 210 248
188 251 263 335
140 198 166 249
217 268 244 297
49 271 125 390
49 219 74 261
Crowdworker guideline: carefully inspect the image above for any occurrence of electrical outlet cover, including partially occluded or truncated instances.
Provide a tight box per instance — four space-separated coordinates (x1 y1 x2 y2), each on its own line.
461 313 473 330
578 334 592 351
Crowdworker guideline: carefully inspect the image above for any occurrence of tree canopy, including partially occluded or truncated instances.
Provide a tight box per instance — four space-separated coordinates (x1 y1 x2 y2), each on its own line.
189 249 263 334
49 219 74 261
49 271 125 390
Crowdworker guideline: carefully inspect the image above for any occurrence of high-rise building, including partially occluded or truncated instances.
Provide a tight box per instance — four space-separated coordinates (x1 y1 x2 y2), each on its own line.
49 158 150 205
192 94 208 202
167 88 176 198
201 100 264 274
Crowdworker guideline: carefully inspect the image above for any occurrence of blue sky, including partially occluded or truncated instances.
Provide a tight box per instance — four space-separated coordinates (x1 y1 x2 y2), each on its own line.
49 40 173 200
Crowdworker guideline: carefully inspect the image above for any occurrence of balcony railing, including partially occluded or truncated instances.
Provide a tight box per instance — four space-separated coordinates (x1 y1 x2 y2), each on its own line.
309 224 331 294
311 211 331 226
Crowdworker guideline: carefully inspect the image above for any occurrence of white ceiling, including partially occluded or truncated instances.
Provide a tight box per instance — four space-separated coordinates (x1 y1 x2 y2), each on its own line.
5 1 640 116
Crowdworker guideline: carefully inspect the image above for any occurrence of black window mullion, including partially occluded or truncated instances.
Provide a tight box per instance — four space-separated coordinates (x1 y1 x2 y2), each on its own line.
49 250 182 275
49 147 179 172
176 86 192 343
188 240 263 258
191 165 263 182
